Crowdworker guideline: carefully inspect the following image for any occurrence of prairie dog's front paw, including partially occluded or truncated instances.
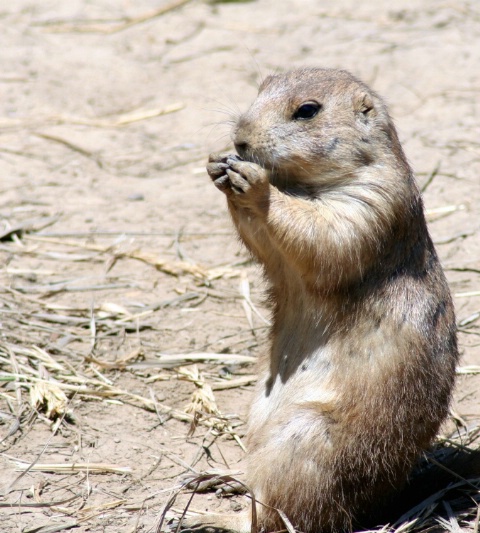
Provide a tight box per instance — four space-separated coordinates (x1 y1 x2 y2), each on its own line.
206 153 242 194
225 159 270 212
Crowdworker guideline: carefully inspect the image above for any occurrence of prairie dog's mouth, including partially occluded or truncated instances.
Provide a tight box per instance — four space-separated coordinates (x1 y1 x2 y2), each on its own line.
233 144 274 171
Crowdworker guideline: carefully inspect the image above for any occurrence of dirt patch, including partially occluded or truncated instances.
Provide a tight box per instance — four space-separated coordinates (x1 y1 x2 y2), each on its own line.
1 1 479 532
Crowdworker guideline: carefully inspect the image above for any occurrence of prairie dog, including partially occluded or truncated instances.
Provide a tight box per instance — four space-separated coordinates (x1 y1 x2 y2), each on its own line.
184 68 458 532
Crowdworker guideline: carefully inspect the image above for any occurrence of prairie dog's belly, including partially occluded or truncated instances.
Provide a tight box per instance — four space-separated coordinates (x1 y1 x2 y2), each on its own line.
247 315 418 441
248 345 336 438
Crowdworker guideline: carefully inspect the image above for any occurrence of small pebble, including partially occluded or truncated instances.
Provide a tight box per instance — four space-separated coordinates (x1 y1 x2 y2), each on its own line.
128 193 145 201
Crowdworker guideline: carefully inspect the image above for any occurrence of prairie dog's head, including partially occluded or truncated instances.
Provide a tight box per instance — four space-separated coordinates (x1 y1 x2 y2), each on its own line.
233 68 405 185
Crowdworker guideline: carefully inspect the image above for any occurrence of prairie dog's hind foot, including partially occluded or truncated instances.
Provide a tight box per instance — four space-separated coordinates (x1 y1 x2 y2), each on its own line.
167 511 251 533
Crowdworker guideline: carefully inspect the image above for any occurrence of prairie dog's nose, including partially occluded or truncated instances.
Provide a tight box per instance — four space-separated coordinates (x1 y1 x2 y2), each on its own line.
233 113 255 157
233 122 250 156
234 140 249 157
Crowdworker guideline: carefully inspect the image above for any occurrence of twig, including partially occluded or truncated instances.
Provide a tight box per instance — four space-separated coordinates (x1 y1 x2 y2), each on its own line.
0 494 80 508
0 216 60 241
455 291 480 298
211 375 257 390
77 499 129 522
421 161 441 193
85 348 143 370
13 461 132 474
36 230 231 237
0 104 184 131
425 204 466 221
435 231 475 245
21 520 79 533
457 366 480 375
24 235 208 278
34 132 103 167
13 281 137 294
473 505 480 533
40 0 194 34
50 103 184 127
155 352 256 366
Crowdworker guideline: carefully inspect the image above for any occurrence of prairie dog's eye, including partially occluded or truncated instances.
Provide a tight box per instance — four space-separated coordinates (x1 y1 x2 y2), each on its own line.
293 101 321 120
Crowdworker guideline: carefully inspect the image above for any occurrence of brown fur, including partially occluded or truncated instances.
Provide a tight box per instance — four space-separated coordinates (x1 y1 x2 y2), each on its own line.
180 68 458 533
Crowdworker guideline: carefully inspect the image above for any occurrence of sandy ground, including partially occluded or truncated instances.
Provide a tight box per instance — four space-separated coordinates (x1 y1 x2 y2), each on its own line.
0 1 479 532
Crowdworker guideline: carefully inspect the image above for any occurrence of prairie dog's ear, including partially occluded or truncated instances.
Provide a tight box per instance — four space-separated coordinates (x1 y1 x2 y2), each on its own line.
354 92 377 119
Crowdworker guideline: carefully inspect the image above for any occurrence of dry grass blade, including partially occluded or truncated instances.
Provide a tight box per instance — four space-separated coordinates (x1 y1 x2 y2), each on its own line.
23 345 68 371
98 301 131 317
13 461 132 474
13 279 136 294
0 494 80 508
425 204 466 221
40 0 194 34
156 352 256 366
211 375 257 390
11 233 249 282
420 161 441 193
34 132 103 167
22 520 79 533
393 477 474 527
239 272 270 327
276 508 296 533
125 249 207 278
390 519 420 533
158 481 200 533
0 105 184 131
24 235 208 278
473 505 480 533
426 455 480 491
2 348 243 437
206 265 242 280
438 501 463 533
77 499 128 521
240 273 254 330
0 215 60 241
29 378 69 418
457 366 480 375
455 290 480 298
458 311 480 327
85 348 143 370
63 103 185 127
19 235 252 281
179 365 246 449
2 372 195 423
180 365 220 429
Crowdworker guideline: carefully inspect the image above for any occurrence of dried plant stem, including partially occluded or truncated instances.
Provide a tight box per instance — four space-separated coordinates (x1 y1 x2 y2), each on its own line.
14 462 132 474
